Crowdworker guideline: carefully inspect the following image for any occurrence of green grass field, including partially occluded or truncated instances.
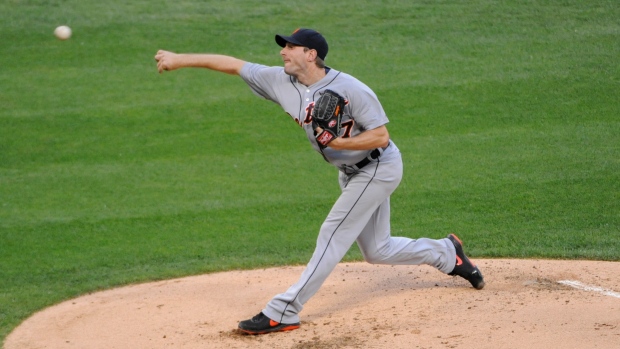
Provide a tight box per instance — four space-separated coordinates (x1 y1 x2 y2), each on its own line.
1 0 619 344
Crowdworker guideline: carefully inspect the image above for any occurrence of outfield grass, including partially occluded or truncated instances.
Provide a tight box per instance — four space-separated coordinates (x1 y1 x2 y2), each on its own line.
1 0 619 343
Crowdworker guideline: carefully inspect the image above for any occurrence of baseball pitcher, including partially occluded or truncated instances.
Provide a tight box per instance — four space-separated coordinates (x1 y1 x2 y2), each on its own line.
155 28 485 335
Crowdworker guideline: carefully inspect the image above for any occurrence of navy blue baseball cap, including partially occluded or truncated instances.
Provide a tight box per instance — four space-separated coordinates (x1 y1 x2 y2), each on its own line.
275 28 329 60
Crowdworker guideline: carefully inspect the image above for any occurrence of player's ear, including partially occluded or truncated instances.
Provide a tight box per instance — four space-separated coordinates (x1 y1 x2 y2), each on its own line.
307 49 317 62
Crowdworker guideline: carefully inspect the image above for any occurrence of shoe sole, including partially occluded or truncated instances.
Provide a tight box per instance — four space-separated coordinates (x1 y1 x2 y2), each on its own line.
238 323 300 335
470 268 485 290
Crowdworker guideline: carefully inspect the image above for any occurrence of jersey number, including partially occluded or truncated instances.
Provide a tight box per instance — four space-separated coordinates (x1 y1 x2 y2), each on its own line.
340 120 354 138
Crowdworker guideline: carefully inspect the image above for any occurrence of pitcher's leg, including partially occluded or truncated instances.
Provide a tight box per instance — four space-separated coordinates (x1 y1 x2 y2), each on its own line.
263 220 358 324
355 195 455 272
263 164 398 323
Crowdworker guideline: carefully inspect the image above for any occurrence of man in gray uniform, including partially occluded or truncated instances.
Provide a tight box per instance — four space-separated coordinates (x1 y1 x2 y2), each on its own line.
155 28 484 335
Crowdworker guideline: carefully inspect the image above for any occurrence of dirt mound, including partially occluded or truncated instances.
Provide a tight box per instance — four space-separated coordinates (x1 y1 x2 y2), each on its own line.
5 259 620 349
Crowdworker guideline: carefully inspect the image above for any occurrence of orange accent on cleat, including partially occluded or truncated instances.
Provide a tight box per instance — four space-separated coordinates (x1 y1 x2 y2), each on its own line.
238 312 301 335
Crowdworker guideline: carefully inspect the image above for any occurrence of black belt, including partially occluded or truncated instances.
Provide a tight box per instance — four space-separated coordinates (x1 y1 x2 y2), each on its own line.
351 141 390 171
354 148 382 170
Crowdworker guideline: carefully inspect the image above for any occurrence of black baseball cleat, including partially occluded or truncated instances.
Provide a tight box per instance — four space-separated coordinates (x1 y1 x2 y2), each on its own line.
447 234 485 290
238 312 300 335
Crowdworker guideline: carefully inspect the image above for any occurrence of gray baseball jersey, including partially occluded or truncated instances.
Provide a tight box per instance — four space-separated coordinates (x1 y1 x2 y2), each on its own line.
239 62 457 325
241 63 390 170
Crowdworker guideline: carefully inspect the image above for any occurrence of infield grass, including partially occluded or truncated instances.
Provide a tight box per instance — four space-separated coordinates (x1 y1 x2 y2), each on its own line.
1 0 619 343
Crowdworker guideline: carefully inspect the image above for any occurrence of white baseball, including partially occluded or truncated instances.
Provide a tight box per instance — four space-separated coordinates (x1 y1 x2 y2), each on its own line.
54 25 72 40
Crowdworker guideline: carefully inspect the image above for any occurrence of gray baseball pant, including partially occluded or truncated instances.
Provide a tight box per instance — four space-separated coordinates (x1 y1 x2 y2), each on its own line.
263 146 456 324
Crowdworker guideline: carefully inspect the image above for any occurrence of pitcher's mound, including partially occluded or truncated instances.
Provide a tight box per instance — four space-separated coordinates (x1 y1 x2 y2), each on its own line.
5 259 620 349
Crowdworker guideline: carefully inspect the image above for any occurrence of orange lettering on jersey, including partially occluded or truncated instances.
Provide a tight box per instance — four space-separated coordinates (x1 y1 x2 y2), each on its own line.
303 102 315 125
341 120 354 138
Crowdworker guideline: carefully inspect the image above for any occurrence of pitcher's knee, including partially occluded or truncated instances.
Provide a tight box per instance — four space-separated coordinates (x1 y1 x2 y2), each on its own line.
360 250 391 264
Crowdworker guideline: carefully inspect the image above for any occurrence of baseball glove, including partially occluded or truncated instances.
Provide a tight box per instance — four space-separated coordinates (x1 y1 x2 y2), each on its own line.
312 89 345 147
